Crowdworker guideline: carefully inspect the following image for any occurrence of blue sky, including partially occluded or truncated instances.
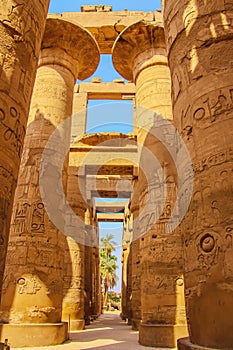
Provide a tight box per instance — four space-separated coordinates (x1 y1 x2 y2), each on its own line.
48 1 162 292
49 1 161 14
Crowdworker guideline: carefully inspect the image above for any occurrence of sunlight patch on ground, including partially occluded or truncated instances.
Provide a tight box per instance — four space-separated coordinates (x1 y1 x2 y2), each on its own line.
70 327 113 333
73 339 125 349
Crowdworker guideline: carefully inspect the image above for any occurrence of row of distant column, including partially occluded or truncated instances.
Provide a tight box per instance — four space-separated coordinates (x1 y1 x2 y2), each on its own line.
115 2 233 350
0 1 233 349
115 15 188 347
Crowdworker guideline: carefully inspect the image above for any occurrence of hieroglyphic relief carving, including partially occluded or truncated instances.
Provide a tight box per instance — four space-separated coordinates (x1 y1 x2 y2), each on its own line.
31 202 45 234
0 0 50 303
0 101 26 159
17 276 41 294
113 18 187 346
163 1 233 347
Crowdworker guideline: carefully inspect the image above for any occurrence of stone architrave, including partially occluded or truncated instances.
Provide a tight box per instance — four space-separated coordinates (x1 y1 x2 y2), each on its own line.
0 0 50 295
113 17 188 347
0 18 100 347
163 1 233 349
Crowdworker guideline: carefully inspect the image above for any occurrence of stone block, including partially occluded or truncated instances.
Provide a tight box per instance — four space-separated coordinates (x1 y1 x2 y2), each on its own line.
178 337 218 350
0 323 68 347
139 323 188 348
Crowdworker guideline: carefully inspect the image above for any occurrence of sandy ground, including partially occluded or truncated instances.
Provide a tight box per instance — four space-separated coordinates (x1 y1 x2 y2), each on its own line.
13 312 176 350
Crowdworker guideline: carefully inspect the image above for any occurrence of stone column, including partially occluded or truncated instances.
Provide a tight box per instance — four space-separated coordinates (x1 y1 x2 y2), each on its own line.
0 19 100 347
84 244 92 324
84 207 97 324
121 246 128 320
121 205 132 324
0 0 50 294
163 2 233 349
63 166 87 330
130 200 141 330
91 248 98 318
62 236 85 331
91 215 101 319
113 17 188 347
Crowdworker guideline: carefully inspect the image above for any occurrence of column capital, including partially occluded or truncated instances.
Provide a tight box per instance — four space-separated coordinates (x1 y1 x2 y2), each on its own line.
39 18 100 80
112 20 167 82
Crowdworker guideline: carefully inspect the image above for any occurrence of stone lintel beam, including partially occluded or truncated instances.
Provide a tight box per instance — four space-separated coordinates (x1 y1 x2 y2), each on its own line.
71 132 137 146
112 20 167 82
48 11 162 54
97 213 124 222
78 82 136 100
40 18 100 80
95 202 126 213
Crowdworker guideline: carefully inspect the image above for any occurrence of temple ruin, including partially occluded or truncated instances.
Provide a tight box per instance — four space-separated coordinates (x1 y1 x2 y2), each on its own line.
0 1 232 349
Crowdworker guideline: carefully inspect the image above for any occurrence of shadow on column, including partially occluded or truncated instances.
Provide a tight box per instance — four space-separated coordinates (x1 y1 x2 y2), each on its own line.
0 116 72 347
163 1 233 348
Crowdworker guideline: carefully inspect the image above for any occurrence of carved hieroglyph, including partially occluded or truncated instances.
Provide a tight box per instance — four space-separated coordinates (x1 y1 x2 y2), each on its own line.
0 18 100 346
0 0 50 295
130 202 141 330
113 18 188 347
62 236 85 330
163 1 233 348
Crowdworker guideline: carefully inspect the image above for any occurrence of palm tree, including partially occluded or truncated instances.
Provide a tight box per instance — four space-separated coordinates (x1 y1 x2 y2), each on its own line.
100 234 118 308
100 234 117 258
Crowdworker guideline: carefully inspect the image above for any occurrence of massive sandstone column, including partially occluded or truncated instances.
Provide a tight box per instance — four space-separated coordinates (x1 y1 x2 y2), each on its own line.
113 17 187 347
130 201 141 330
91 216 101 319
67 90 90 328
63 166 87 331
62 235 85 331
0 0 50 295
121 205 132 324
163 2 233 349
0 19 100 347
84 208 99 324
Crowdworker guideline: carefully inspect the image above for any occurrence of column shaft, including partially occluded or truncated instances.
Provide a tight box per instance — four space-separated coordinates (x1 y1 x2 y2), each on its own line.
130 203 141 330
121 205 132 323
0 18 100 347
62 236 85 331
113 17 188 347
136 50 187 350
0 52 74 348
163 1 233 349
0 0 50 293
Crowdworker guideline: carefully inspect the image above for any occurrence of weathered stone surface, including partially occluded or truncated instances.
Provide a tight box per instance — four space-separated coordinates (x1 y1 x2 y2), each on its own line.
0 0 50 297
113 18 188 347
0 4 232 349
48 11 161 53
163 1 233 348
81 5 112 13
0 323 68 347
62 237 85 330
0 18 100 346
121 203 132 324
78 81 136 100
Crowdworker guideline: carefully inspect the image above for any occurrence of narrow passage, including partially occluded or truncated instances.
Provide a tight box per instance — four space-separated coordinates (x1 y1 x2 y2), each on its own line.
14 312 175 350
